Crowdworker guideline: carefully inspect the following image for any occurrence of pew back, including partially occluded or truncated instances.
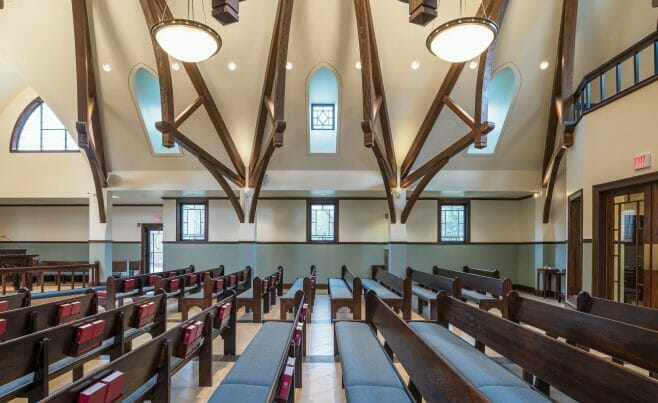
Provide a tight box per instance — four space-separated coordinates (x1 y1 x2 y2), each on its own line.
576 291 658 331
433 266 511 298
0 288 30 310
406 267 461 298
462 265 500 278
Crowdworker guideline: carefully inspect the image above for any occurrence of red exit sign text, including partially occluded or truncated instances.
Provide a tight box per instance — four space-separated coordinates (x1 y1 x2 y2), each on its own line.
634 153 651 170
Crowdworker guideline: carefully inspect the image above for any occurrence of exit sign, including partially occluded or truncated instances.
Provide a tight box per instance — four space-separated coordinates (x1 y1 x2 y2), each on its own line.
634 153 652 170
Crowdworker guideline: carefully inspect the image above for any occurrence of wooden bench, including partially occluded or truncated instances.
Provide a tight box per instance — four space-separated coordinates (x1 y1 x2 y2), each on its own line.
236 266 253 291
0 292 168 401
42 291 237 402
280 277 313 321
405 267 461 320
0 289 98 342
0 288 30 311
181 271 233 321
505 291 658 394
575 291 658 378
433 266 511 311
463 265 500 278
415 290 658 402
360 267 411 320
328 265 362 320
237 267 282 323
209 290 307 403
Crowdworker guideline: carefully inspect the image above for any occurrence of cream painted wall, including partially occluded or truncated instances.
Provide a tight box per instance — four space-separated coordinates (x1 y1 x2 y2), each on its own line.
338 200 388 243
406 200 437 242
209 200 240 241
470 200 524 242
0 87 93 198
112 206 163 242
0 206 88 241
256 200 306 242
162 199 177 242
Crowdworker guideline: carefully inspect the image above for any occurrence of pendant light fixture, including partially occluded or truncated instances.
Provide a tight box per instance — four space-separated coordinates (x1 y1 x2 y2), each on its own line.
426 0 498 63
151 0 222 63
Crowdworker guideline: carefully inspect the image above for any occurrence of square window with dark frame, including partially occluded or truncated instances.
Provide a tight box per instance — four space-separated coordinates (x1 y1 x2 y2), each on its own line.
311 103 335 131
439 203 468 243
178 202 207 241
308 201 337 242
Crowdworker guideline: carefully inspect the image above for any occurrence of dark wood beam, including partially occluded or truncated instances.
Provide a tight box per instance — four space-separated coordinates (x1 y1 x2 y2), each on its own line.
174 96 204 128
72 0 107 223
401 122 494 188
542 0 578 176
248 0 294 222
198 157 245 222
653 0 658 8
400 159 448 223
400 2 504 180
0 1 4 10
443 95 475 128
542 0 578 223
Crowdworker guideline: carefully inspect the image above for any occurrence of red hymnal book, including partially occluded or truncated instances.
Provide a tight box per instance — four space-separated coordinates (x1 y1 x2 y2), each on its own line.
76 324 94 343
294 324 303 346
218 303 231 319
262 280 269 291
123 279 135 292
214 279 224 293
100 371 125 402
230 275 237 286
70 301 82 315
97 290 107 297
168 272 176 278
188 275 197 285
0 301 8 312
78 382 107 403
193 321 204 339
0 319 7 337
170 279 180 291
277 364 295 400
182 324 198 344
58 303 73 318
149 275 159 286
91 320 106 339
301 303 308 319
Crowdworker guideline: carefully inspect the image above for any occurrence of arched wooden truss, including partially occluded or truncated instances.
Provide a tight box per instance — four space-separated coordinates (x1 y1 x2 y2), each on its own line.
355 0 509 224
140 0 293 223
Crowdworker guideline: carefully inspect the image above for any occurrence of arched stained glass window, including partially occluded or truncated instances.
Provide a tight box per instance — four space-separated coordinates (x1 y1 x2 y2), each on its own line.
10 98 79 152
130 65 181 155
467 65 520 155
307 64 339 154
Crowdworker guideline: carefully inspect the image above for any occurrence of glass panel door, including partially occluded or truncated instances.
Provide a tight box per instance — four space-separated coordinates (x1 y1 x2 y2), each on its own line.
148 229 164 273
611 191 645 305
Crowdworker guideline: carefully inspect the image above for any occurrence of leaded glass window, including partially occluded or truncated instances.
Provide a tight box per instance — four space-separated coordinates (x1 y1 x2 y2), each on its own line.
308 201 337 242
11 98 79 152
311 103 335 130
178 202 207 241
439 203 468 243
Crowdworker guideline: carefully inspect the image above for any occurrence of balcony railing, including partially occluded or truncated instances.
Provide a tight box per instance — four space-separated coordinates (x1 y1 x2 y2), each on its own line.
571 30 658 124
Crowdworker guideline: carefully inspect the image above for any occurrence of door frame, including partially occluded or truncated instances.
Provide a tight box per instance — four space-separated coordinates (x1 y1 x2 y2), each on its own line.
567 189 583 296
140 223 163 274
592 171 658 298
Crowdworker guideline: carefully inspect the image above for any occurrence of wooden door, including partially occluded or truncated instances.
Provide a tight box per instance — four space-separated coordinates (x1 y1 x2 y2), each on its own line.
567 190 583 296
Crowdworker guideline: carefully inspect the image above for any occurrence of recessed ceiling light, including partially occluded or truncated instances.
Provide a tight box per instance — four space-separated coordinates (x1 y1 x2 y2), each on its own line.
102 64 111 72
171 61 180 71
468 60 478 70
286 61 293 70
112 195 120 199
411 60 420 70
228 61 237 71
355 61 362 70
540 60 549 70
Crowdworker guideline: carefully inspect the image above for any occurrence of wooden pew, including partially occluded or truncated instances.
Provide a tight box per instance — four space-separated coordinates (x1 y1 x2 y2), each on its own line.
0 292 168 402
0 289 98 342
0 287 30 310
280 276 313 321
360 267 411 320
181 272 231 321
328 265 362 320
462 265 500 278
405 267 461 320
424 290 658 402
43 291 238 403
433 266 511 311
236 267 282 323
576 291 658 378
209 290 307 402
236 266 253 291
504 291 658 394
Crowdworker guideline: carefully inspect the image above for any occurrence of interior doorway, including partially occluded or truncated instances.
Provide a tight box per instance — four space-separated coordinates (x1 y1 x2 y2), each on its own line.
567 190 583 296
593 172 658 308
141 223 164 273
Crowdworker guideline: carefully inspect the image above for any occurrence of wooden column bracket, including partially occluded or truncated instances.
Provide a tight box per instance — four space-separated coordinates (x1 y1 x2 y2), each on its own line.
354 0 398 223
247 0 294 223
398 0 438 26
542 0 578 223
212 0 245 25
72 0 108 223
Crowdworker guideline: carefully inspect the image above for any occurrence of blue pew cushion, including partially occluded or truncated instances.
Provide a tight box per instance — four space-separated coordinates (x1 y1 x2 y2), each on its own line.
237 287 253 299
345 385 413 403
408 322 549 403
334 321 405 389
283 278 304 298
411 285 436 301
360 279 401 300
329 279 353 299
461 289 496 303
208 383 270 402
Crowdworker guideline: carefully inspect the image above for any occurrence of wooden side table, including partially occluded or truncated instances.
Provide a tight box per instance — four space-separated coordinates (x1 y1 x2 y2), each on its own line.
536 267 566 301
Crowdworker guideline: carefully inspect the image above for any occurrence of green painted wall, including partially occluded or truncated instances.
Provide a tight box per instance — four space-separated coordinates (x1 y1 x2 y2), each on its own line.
1 242 89 260
163 243 239 272
113 243 140 261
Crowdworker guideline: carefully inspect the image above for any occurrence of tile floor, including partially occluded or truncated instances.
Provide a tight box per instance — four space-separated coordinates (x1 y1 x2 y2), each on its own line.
9 288 647 402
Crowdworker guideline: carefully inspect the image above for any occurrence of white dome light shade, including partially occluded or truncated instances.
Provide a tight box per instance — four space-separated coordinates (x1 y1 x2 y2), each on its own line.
427 17 498 63
151 19 221 63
